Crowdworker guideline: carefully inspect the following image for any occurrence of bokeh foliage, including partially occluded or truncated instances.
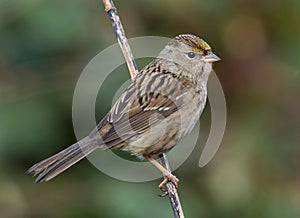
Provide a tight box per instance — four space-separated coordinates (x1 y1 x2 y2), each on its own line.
0 0 300 217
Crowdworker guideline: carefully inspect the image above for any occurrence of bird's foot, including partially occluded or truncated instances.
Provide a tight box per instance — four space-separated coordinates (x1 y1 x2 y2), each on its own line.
158 173 179 191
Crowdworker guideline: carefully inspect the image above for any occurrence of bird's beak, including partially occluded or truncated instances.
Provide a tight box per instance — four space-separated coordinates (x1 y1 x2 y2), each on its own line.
204 51 221 63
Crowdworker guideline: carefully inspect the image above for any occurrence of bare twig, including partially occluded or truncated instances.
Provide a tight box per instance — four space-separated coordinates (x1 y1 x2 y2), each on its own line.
159 153 184 218
101 0 185 217
102 0 138 78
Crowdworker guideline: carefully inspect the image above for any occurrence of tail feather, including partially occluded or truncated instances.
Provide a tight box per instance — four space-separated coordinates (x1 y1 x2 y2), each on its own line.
28 137 98 183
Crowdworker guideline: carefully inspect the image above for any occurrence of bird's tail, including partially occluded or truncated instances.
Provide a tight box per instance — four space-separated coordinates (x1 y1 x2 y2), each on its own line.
28 137 99 183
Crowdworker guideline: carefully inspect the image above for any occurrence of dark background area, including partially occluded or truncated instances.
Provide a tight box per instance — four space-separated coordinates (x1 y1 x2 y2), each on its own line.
1 0 300 217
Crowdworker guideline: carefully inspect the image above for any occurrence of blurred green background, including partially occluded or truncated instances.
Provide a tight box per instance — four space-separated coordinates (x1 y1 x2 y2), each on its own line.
1 0 300 217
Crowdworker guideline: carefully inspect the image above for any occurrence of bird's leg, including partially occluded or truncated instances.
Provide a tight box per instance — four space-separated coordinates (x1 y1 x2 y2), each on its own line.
145 156 179 190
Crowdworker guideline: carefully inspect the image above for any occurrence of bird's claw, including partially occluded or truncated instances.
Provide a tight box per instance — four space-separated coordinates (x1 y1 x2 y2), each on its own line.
158 191 169 197
158 173 179 191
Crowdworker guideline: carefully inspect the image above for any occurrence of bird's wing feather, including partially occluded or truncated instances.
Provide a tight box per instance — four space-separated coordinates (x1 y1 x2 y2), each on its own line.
90 70 188 149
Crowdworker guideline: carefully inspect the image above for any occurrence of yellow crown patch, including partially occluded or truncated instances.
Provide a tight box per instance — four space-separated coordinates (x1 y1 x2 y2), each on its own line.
175 34 211 53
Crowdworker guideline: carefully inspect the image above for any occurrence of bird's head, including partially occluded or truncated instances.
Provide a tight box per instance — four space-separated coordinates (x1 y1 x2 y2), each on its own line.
158 34 220 79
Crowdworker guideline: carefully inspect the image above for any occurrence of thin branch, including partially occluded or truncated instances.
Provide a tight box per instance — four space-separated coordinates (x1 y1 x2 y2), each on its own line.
101 0 185 217
102 0 138 78
159 153 184 218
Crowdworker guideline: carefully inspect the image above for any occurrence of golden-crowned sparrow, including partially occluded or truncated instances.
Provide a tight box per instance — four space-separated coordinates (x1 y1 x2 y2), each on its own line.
28 34 220 188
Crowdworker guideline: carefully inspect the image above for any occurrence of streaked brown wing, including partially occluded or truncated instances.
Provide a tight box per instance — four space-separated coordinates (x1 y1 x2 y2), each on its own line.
89 58 190 149
90 78 186 149
99 92 179 148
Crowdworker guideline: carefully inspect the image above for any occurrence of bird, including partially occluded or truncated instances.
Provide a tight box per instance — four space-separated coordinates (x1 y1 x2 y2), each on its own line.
28 34 221 189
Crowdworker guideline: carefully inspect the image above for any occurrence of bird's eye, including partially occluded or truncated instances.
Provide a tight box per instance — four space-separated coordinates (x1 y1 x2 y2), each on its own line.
187 52 195 58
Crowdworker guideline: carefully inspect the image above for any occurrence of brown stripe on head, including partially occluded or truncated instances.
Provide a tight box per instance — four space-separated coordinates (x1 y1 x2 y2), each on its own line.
175 34 211 54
